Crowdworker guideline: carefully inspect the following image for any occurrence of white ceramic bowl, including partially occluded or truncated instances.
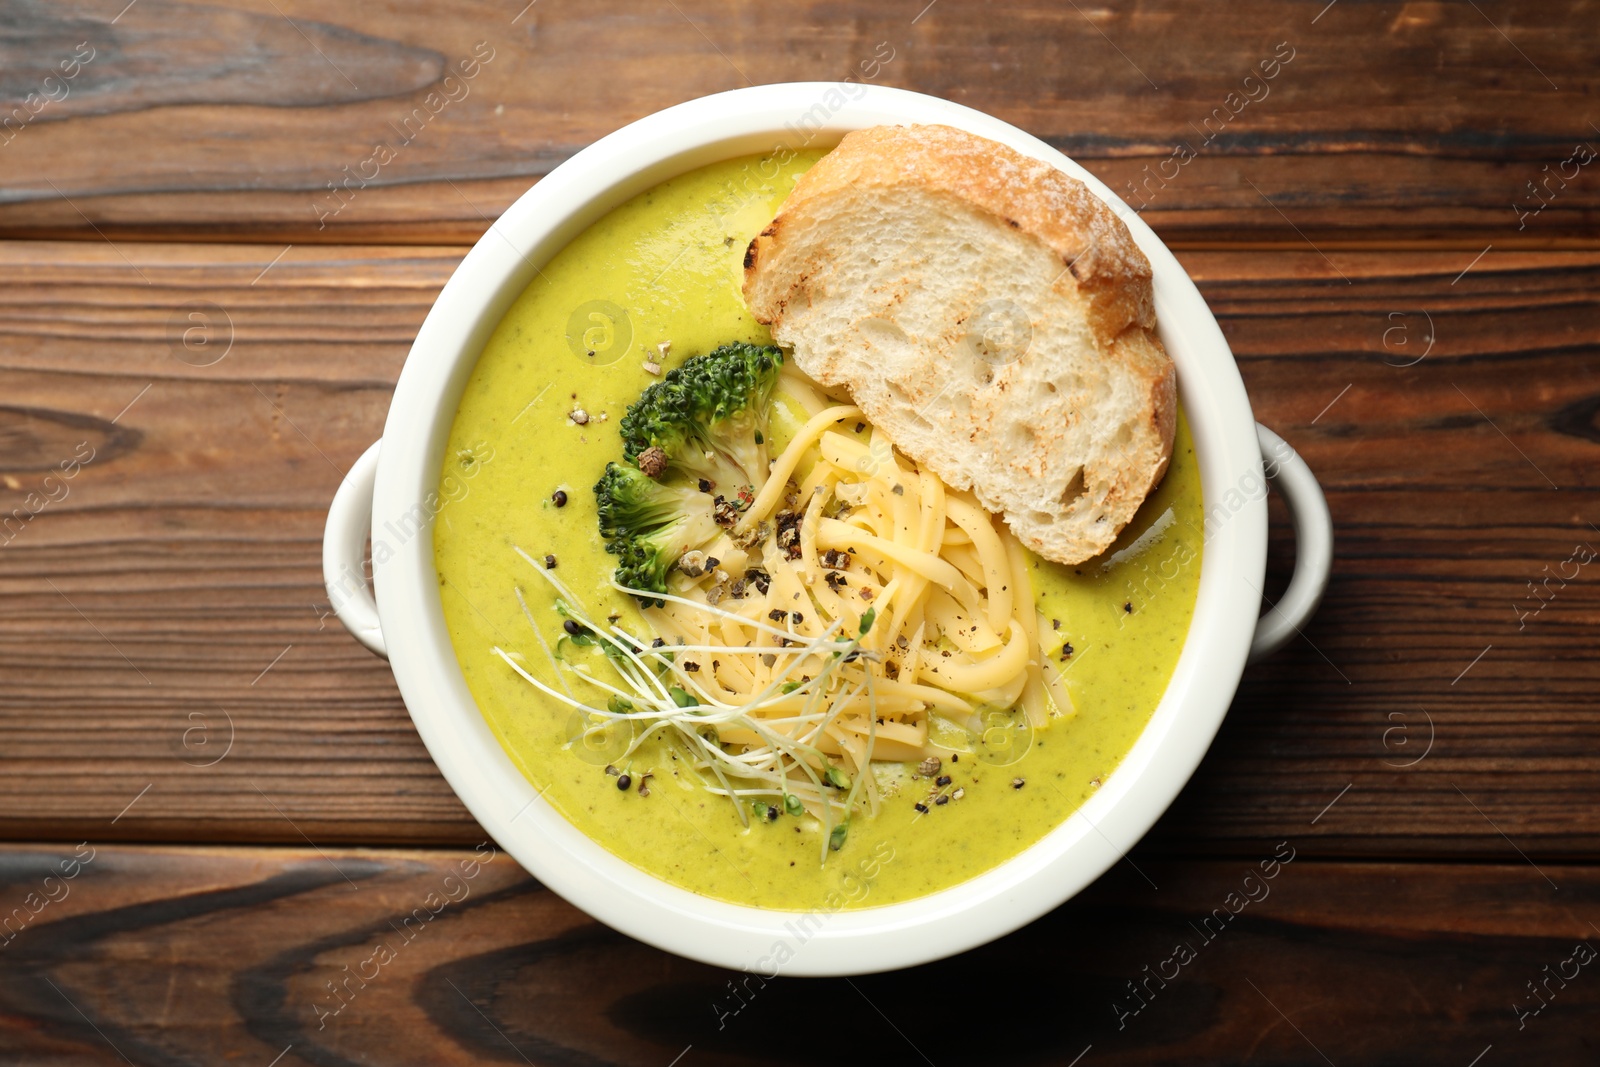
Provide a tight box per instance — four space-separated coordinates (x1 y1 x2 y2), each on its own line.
322 83 1332 976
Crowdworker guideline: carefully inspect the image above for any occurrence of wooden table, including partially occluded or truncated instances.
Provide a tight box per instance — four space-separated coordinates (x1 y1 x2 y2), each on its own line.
3 2 1597 1063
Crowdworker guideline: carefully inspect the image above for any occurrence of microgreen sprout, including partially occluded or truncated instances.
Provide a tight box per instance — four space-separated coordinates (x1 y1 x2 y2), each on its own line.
499 545 883 863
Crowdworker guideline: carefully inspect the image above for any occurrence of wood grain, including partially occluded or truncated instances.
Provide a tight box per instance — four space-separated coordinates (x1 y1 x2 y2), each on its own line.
0 1 1597 245
1167 247 1600 858
2 1 1594 1054
2 843 1596 1065
0 242 479 845
0 240 1597 859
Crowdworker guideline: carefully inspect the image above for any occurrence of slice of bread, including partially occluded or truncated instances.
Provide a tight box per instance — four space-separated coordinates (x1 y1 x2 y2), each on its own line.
743 124 1175 566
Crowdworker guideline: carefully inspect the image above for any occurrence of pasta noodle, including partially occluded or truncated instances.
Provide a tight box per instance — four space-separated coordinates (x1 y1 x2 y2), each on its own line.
642 379 1075 806
505 375 1079 857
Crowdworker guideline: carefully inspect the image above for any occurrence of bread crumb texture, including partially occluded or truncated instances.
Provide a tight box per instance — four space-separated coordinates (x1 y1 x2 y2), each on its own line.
744 124 1177 565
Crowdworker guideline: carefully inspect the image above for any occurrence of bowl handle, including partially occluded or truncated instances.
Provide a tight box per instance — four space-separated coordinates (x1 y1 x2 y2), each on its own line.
322 440 387 658
1248 424 1333 663
319 429 1330 664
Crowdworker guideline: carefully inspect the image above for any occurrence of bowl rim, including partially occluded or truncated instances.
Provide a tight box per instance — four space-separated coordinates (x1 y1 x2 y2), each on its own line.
372 82 1266 977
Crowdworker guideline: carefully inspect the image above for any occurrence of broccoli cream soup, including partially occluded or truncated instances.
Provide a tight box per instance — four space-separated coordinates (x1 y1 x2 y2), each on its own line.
435 151 1201 910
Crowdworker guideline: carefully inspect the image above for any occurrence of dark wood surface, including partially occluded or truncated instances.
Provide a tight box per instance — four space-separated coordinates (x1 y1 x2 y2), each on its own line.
4 243 1596 857
4 844 1598 1066
2 1 1598 1063
0 0 1596 245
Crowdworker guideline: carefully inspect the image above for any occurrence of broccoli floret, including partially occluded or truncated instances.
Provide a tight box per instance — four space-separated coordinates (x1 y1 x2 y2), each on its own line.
609 532 680 599
594 462 720 601
598 343 784 603
595 462 707 540
618 342 784 492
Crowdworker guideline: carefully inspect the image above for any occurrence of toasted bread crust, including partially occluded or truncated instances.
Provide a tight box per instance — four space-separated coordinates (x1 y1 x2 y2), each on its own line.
746 124 1159 350
742 124 1176 565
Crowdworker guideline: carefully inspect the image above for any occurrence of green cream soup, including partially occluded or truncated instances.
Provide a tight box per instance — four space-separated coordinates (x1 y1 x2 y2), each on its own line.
435 151 1202 910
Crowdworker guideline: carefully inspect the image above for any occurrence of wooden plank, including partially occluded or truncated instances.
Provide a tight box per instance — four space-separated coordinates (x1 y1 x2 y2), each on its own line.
0 242 482 846
1 1 1597 245
0 241 1596 855
1159 247 1600 858
0 844 1594 1064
